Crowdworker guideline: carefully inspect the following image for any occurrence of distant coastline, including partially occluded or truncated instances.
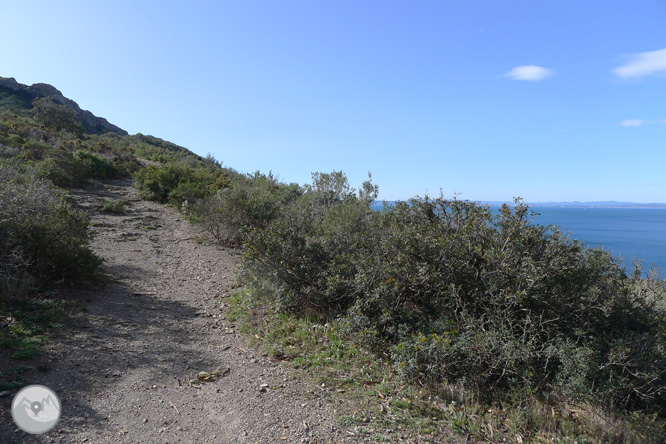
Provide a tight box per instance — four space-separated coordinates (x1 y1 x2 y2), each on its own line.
373 200 666 210
508 201 666 209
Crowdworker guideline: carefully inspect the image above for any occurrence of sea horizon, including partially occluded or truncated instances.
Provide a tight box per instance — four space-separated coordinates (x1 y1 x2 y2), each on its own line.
373 199 666 210
371 201 666 273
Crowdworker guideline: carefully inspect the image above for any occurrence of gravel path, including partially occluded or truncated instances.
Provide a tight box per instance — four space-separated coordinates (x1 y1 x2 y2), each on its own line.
0 179 344 443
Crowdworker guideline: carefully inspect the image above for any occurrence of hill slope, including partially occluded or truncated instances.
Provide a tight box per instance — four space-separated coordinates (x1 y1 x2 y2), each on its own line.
0 76 127 135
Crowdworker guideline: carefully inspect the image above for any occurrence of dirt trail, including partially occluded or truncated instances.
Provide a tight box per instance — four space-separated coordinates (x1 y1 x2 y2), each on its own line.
0 179 341 443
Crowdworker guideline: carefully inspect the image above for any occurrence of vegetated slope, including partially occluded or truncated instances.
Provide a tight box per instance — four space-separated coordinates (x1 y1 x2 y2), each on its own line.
2 76 666 443
0 75 245 386
0 76 126 135
0 88 214 305
0 80 373 443
133 150 666 440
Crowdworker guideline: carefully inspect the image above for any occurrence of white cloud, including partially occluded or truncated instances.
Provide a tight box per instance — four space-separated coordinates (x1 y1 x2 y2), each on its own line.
504 65 553 81
618 119 666 127
619 119 646 127
612 48 666 78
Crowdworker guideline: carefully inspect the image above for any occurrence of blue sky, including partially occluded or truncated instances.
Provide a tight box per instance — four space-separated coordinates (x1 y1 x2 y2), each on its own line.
2 1 665 202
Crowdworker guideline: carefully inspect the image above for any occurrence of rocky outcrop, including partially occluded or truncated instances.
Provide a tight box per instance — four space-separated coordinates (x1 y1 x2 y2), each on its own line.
0 76 128 135
0 77 23 91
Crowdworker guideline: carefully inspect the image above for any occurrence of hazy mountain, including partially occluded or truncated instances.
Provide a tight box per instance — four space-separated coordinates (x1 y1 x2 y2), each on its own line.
374 200 666 209
510 201 666 209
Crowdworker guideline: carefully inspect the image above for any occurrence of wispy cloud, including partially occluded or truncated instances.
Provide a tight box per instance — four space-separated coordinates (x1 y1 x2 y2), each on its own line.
618 119 666 127
619 119 646 127
504 65 553 81
612 48 666 79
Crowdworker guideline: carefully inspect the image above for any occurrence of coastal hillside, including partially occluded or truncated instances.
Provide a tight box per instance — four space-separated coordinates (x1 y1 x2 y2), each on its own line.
1 78 666 443
0 76 127 135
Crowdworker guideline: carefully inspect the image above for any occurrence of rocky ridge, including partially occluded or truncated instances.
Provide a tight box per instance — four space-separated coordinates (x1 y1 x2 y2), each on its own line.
0 76 127 135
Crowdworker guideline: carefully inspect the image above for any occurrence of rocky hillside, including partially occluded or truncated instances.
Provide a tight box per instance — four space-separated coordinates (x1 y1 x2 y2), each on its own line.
0 76 127 135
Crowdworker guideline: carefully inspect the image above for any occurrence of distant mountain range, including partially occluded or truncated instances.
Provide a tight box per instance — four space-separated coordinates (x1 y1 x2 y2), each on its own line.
374 200 666 209
495 201 666 209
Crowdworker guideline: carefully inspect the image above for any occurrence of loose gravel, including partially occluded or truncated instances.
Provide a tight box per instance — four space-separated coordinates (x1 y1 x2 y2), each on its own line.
0 179 346 443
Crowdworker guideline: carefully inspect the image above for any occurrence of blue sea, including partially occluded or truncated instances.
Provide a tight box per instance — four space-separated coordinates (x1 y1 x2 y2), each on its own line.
372 202 666 273
528 207 666 274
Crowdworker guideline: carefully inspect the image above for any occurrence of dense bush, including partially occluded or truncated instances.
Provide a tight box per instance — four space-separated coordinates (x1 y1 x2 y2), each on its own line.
242 171 378 314
195 172 302 246
133 158 236 205
365 200 666 411
73 150 119 180
242 174 666 415
0 164 102 301
31 97 84 136
134 163 190 202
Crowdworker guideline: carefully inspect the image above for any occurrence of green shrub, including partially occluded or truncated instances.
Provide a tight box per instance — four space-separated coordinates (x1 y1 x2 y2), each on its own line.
242 171 377 314
0 165 101 300
168 179 209 206
243 185 666 416
134 162 200 203
21 141 48 160
31 97 84 136
32 149 124 188
73 150 118 180
5 133 25 148
35 156 74 187
101 199 128 214
196 172 302 246
133 157 240 207
370 200 666 413
0 145 19 158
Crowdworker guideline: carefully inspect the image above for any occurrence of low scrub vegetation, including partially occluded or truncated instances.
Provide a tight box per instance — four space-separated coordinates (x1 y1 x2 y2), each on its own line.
0 92 222 299
225 171 666 442
133 157 239 205
180 168 666 428
3 83 665 441
194 172 302 246
224 286 666 443
0 94 154 366
133 158 302 246
101 199 129 214
0 164 102 302
0 110 140 188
